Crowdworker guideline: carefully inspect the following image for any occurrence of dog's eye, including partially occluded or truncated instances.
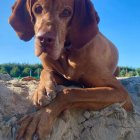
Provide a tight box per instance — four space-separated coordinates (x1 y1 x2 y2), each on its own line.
34 4 43 14
59 8 72 18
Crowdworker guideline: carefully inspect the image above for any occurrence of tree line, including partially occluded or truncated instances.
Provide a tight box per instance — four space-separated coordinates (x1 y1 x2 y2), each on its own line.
0 63 140 78
119 67 140 77
0 63 42 78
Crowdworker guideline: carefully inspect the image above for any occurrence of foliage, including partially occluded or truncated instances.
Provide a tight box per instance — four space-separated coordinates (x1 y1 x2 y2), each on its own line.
10 66 20 77
0 63 139 78
0 63 42 78
22 67 31 77
119 66 140 77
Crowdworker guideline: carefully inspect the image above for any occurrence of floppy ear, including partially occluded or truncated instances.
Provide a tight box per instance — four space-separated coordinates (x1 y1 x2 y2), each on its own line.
9 0 35 41
95 10 100 24
68 0 99 49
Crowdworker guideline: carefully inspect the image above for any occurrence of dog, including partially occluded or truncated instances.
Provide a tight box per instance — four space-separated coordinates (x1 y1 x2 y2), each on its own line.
9 0 133 139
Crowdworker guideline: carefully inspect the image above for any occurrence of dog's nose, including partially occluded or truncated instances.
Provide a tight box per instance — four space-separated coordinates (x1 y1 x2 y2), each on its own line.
37 32 55 45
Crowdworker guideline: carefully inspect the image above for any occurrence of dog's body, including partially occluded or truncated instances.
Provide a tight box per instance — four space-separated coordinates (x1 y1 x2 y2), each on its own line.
41 32 118 81
9 0 133 139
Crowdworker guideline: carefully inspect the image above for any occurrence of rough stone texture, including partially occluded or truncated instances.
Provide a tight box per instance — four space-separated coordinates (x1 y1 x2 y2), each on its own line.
0 76 140 140
0 74 12 81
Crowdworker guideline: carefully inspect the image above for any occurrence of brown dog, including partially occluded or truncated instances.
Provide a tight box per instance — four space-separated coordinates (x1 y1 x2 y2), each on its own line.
9 0 133 139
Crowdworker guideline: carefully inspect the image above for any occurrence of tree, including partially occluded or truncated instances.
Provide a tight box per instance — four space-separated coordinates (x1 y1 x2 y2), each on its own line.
10 67 20 77
34 68 42 78
0 66 7 74
126 71 137 77
136 68 140 76
119 69 126 77
22 67 31 77
1 64 12 73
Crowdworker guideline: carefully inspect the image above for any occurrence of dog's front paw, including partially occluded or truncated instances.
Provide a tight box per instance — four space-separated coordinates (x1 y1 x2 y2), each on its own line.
16 108 55 140
32 87 57 108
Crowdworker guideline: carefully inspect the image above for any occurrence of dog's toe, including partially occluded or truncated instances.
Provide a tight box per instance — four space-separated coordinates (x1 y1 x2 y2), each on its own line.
32 89 57 107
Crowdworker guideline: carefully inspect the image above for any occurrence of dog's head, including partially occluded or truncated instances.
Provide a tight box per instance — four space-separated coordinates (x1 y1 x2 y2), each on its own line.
9 0 99 60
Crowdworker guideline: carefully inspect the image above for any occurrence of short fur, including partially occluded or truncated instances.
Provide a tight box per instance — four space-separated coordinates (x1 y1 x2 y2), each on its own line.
9 0 133 139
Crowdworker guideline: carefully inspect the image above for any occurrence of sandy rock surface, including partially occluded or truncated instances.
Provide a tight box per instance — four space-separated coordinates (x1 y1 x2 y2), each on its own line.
0 76 140 140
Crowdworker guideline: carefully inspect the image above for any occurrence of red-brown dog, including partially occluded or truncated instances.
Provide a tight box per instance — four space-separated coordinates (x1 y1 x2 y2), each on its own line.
9 0 133 139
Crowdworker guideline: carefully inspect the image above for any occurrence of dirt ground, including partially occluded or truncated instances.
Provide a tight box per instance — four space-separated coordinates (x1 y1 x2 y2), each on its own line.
0 76 140 140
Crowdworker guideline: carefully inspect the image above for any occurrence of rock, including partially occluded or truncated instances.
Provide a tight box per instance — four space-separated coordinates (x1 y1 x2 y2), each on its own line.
83 111 91 119
0 77 140 140
21 76 39 81
0 74 12 81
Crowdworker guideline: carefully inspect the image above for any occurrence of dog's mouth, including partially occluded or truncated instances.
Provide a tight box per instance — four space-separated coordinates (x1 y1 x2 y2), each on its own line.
35 38 72 58
35 39 55 56
64 41 72 49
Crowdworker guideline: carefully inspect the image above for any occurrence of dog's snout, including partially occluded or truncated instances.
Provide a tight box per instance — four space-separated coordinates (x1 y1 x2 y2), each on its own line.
37 32 55 45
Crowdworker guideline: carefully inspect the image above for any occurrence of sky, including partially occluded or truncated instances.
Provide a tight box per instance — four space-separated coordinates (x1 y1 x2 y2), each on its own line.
0 0 140 68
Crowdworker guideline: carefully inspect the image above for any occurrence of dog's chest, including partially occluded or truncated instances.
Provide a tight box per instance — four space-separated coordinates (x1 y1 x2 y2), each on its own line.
65 59 78 80
59 54 83 80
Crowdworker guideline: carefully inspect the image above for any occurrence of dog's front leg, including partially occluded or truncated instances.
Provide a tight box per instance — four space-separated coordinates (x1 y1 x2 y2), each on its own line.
16 92 67 140
32 68 69 108
32 69 57 107
63 88 132 111
61 76 133 111
16 77 133 140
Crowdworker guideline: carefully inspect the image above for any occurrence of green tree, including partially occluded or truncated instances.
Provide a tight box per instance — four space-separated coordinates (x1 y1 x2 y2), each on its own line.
10 66 20 77
22 67 31 77
119 69 126 77
0 66 8 74
126 71 137 77
136 68 140 76
34 68 42 78
1 64 12 73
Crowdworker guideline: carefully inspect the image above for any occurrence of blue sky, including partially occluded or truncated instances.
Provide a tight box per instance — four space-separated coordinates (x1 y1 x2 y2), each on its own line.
0 0 140 68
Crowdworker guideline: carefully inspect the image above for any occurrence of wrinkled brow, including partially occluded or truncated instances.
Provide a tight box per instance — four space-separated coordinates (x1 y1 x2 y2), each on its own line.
37 0 73 10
